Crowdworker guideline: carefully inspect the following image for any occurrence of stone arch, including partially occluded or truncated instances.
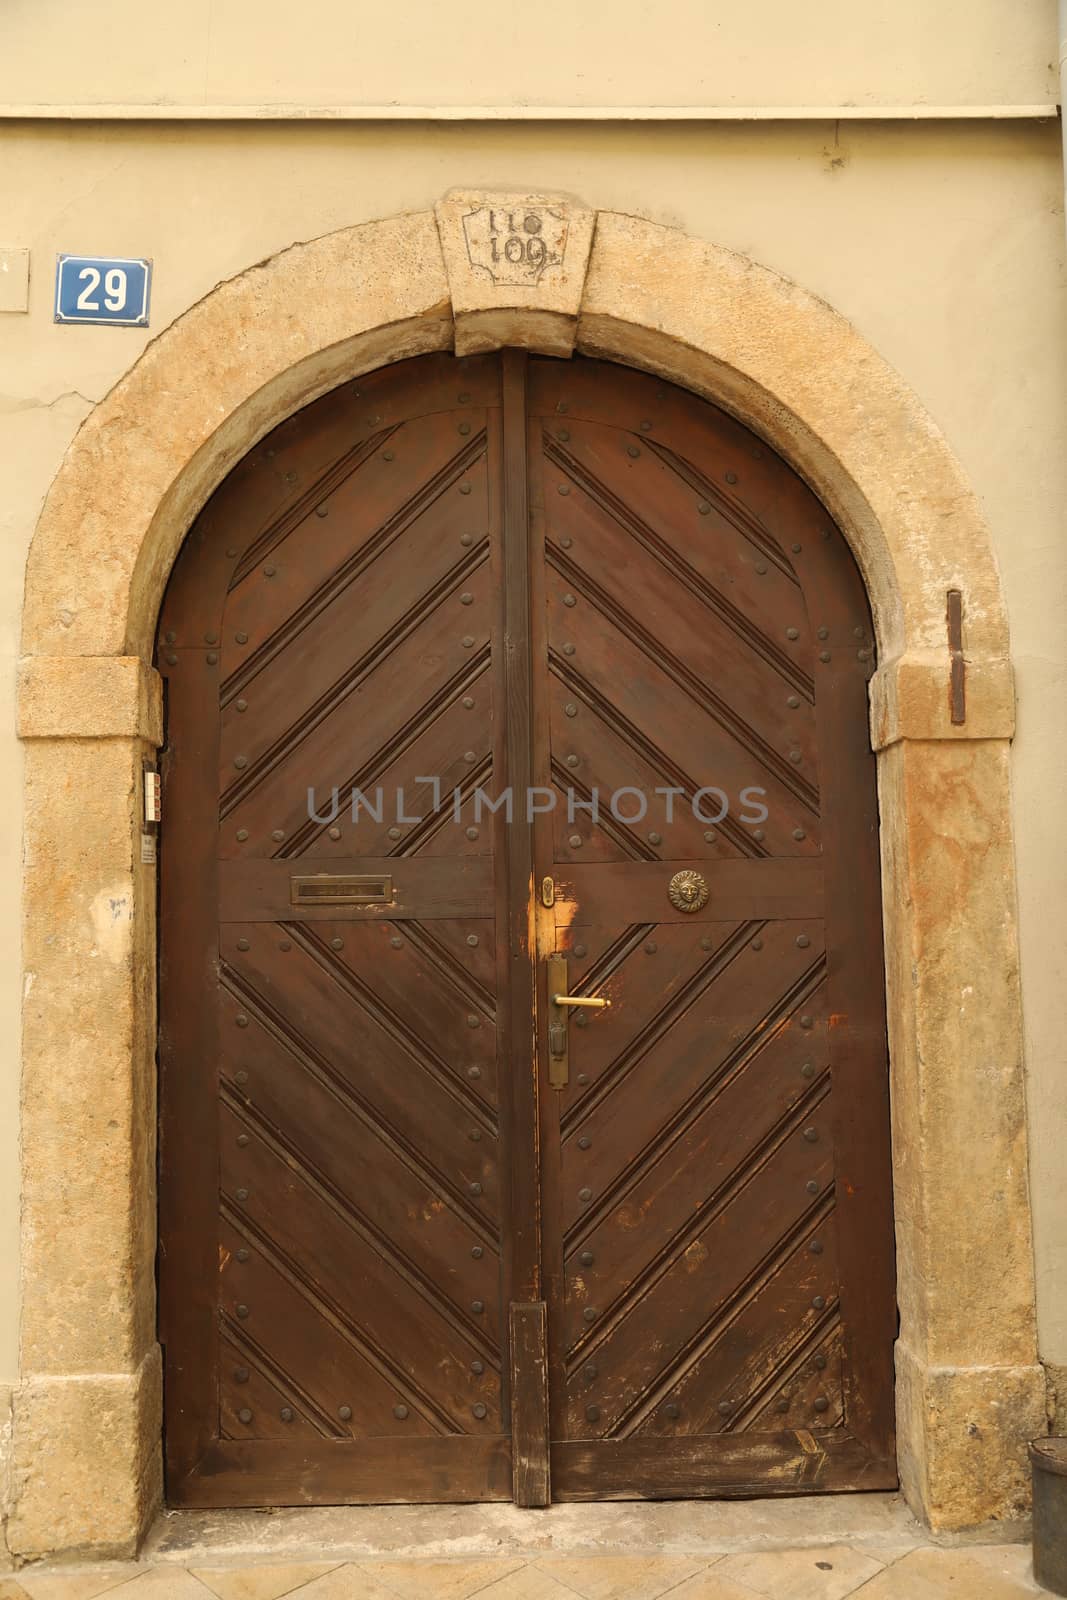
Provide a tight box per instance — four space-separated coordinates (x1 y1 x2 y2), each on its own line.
12 197 1042 1558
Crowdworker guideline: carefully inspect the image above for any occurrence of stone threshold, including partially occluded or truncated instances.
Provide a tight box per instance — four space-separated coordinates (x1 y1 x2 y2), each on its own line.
133 1495 1025 1566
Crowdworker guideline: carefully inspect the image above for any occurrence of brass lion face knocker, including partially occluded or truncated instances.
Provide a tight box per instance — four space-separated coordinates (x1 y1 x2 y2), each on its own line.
668 869 709 913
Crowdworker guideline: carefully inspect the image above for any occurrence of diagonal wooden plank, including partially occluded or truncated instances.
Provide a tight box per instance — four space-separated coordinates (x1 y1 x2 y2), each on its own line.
645 439 804 585
559 921 762 1157
221 545 491 811
544 427 813 695
552 731 742 867
742 1324 844 1433
222 1081 501 1369
555 922 747 1131
563 1071 834 1378
405 755 495 858
223 415 490 682
219 1332 332 1440
223 519 489 788
221 596 491 853
564 1124 837 1434
561 989 831 1349
545 565 820 817
223 1196 475 1436
221 1100 502 1410
547 674 819 863
545 466 815 773
288 672 492 859
217 1215 447 1437
295 920 498 1104
228 921 496 1124
549 653 778 863
223 927 500 1194
551 763 653 863
217 971 501 1301
230 423 397 587
413 916 498 1001
561 930 828 1243
397 917 496 1016
626 1213 839 1438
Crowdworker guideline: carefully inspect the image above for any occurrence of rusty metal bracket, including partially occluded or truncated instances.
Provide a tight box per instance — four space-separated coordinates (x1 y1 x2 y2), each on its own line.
947 588 966 725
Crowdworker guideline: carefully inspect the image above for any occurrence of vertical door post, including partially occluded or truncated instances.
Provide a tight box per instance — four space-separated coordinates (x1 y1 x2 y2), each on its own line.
500 349 550 1504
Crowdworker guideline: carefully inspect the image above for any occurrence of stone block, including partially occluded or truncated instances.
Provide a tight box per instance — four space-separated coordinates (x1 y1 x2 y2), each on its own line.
869 651 1015 749
8 1354 162 1560
896 1343 1047 1531
435 191 594 357
20 737 158 1373
18 657 163 743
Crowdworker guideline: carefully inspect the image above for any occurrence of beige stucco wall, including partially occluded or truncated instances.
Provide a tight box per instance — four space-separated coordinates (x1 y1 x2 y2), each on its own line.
0 0 1058 109
0 111 1064 1451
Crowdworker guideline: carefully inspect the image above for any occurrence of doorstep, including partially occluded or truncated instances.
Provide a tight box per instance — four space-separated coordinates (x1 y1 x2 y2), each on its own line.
1 1495 1046 1598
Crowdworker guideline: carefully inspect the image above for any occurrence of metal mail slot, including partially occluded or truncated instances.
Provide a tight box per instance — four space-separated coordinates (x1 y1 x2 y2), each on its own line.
290 874 394 907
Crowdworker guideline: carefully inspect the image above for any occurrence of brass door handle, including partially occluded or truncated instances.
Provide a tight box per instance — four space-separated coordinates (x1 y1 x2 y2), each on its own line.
546 955 611 1090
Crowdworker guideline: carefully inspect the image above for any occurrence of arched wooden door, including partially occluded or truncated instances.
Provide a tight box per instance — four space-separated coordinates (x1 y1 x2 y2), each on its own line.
157 351 896 1508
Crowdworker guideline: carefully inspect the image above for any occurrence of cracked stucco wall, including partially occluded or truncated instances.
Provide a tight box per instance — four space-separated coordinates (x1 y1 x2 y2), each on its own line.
0 115 1065 1415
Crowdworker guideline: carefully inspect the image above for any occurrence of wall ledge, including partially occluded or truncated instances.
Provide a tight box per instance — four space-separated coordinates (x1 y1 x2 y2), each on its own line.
17 657 163 744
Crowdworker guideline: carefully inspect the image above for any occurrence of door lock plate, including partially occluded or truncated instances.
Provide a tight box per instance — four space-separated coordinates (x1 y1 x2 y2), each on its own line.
547 954 569 1089
545 955 611 1088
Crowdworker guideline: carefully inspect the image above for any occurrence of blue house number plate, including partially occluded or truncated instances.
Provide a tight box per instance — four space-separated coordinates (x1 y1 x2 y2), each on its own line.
54 254 152 326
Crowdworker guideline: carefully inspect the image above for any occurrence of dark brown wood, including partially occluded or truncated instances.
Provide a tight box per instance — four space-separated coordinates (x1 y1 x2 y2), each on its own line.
499 348 540 1304
158 642 224 1481
159 353 516 1507
556 858 823 923
158 349 896 1509
551 1431 892 1500
497 350 549 1494
181 1437 512 1506
527 356 896 1499
218 856 493 921
509 1302 550 1506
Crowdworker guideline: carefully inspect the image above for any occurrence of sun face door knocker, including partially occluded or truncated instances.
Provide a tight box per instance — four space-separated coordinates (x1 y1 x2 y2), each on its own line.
668 869 709 913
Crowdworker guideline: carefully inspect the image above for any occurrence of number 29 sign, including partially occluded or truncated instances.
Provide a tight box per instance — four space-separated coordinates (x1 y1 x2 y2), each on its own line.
54 254 152 327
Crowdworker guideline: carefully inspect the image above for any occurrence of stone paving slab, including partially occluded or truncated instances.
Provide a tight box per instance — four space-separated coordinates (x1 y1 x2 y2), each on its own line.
714 1545 886 1599
0 1542 1048 1600
191 1570 343 1600
845 1547 1045 1597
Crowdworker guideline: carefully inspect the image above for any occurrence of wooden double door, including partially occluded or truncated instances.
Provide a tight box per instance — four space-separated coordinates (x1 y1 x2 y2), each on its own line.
158 351 896 1507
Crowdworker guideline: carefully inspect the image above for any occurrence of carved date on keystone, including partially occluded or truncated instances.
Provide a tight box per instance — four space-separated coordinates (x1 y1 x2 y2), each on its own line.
463 205 568 287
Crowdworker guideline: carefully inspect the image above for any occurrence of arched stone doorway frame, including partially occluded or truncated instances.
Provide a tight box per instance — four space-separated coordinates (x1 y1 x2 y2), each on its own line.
12 197 1045 1557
